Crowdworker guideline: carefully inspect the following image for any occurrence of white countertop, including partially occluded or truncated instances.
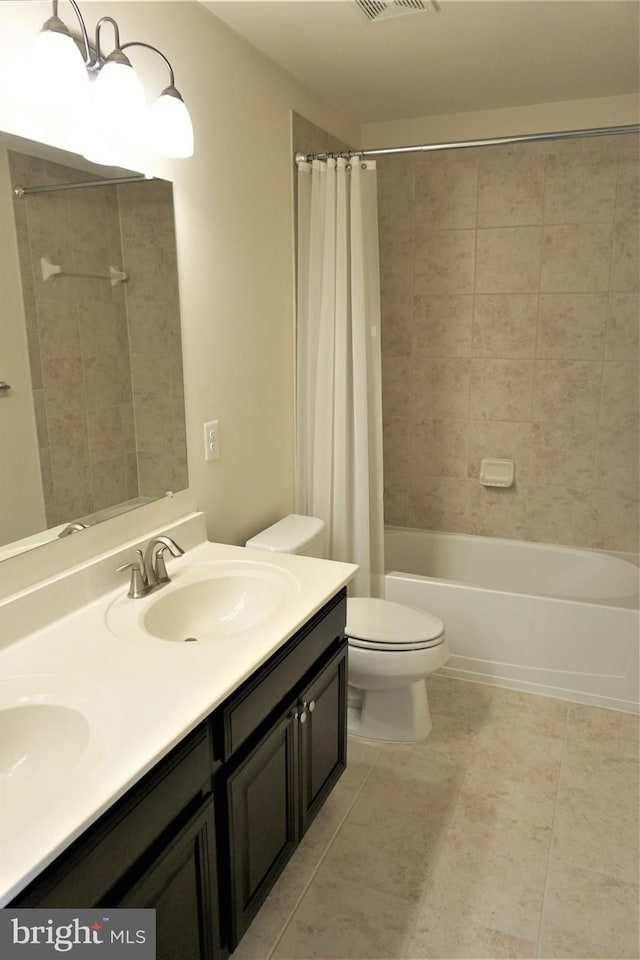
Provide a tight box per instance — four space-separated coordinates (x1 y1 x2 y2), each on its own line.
0 515 357 905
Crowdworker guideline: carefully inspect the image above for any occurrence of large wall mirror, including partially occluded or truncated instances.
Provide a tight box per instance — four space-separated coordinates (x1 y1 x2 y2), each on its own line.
0 131 188 561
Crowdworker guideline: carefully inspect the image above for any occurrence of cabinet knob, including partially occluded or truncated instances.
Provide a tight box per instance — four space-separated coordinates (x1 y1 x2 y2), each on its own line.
299 710 307 724
308 700 315 713
291 708 299 721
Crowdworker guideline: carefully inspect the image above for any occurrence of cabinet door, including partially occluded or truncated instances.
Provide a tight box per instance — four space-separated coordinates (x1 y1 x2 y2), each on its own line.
299 641 348 835
118 800 220 960
225 709 298 949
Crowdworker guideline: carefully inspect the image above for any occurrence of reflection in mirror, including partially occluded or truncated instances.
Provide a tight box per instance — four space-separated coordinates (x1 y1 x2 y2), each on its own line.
0 133 188 561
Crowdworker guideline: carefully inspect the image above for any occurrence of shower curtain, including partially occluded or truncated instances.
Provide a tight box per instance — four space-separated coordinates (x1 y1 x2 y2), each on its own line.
296 156 384 598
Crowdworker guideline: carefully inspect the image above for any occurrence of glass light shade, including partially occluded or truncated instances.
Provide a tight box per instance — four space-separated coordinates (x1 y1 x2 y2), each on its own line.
148 90 194 159
28 27 90 111
91 58 147 135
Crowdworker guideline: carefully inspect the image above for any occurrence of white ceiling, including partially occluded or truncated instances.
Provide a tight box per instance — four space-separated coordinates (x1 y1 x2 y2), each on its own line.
201 0 640 124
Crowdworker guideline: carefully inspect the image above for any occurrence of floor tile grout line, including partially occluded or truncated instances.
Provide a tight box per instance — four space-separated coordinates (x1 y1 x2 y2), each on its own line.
534 703 570 960
265 744 385 960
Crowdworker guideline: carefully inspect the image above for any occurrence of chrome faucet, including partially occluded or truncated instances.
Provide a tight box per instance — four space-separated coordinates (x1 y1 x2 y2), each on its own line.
143 535 185 587
116 536 184 598
58 521 89 537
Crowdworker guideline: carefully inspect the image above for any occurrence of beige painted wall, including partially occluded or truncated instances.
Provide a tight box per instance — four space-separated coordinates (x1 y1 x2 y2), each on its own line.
0 1 358 597
362 93 640 149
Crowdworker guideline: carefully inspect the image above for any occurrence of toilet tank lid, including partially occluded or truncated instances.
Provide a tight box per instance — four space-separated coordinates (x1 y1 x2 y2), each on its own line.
245 514 325 553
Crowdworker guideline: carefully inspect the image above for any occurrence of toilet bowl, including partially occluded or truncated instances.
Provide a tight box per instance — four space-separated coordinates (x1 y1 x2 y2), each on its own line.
246 515 449 742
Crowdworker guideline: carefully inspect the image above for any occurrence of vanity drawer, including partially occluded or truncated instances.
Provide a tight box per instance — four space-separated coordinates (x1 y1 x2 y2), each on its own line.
215 589 346 760
13 722 213 908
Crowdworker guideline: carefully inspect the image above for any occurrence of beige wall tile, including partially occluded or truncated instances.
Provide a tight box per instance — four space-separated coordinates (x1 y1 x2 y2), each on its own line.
414 228 475 294
36 298 80 360
84 353 133 409
412 358 471 420
413 294 473 357
477 155 544 227
408 475 468 532
599 361 639 429
544 154 618 224
47 410 89 469
530 422 597 490
380 136 636 552
594 425 640 497
595 422 639 495
537 293 608 360
532 360 602 423
412 419 468 477
87 405 126 462
466 481 527 539
616 154 640 222
590 488 640 553
473 294 538 358
524 486 592 546
383 418 410 477
90 456 127 512
415 156 478 229
382 355 412 419
376 154 414 236
541 223 614 292
469 359 534 420
32 389 48 449
51 461 93 521
476 227 542 293
612 219 640 292
380 232 414 357
383 473 409 527
605 293 639 360
467 420 533 482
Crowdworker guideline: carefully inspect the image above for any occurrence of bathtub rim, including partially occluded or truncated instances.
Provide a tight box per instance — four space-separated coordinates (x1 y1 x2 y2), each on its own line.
384 525 640 610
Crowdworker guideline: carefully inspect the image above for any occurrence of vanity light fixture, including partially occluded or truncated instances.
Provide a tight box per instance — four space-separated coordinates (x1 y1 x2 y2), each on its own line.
30 0 194 162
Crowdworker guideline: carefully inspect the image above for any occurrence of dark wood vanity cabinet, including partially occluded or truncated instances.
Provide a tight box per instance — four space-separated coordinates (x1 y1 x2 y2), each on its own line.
222 642 347 949
9 589 348 960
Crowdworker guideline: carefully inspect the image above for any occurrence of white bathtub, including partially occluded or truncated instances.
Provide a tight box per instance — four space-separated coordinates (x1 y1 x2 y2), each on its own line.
384 527 640 713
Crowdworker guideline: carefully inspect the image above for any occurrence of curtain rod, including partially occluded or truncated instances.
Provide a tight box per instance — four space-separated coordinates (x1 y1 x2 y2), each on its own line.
13 174 151 198
294 123 640 163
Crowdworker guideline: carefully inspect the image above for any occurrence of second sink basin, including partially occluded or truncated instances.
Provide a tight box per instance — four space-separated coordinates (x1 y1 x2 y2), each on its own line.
107 560 302 644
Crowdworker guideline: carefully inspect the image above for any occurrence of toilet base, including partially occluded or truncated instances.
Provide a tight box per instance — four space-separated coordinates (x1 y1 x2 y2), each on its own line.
347 679 433 742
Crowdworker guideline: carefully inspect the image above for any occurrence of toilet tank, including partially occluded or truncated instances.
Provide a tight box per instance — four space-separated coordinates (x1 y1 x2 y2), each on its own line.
245 514 326 558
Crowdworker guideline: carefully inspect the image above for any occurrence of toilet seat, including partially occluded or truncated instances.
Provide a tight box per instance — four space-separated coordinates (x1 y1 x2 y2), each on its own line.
346 598 445 652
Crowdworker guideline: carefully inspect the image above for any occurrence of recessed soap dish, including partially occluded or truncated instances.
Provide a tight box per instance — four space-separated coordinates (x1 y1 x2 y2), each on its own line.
480 458 515 488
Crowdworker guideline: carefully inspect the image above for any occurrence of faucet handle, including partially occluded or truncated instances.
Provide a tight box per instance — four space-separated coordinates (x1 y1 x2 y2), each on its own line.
116 559 148 599
153 542 183 584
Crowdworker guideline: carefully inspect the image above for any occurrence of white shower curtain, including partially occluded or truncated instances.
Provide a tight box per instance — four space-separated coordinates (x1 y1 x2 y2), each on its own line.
296 157 384 598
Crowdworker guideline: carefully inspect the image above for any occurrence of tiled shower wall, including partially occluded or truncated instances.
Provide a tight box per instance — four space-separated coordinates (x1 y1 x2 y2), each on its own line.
9 151 186 528
380 133 640 553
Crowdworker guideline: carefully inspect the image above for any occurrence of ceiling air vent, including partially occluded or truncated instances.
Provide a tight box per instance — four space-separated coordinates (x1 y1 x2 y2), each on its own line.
355 0 440 23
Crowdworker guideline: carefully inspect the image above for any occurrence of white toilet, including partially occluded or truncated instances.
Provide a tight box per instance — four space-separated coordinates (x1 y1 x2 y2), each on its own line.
246 514 449 742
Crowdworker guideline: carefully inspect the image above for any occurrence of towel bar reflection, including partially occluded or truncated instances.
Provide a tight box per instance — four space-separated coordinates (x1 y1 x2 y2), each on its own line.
40 256 128 286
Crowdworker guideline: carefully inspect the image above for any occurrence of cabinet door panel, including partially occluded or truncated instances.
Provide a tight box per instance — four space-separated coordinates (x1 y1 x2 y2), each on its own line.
226 711 297 949
118 801 220 960
300 642 347 834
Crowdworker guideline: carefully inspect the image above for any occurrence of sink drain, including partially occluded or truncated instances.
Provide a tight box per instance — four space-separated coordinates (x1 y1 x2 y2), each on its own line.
184 637 199 643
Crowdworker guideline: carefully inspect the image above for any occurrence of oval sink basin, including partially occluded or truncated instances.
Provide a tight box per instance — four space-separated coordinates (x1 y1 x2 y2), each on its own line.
0 679 93 836
107 560 301 644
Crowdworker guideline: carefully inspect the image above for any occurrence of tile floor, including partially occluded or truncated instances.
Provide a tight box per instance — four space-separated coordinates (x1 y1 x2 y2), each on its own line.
231 676 640 960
